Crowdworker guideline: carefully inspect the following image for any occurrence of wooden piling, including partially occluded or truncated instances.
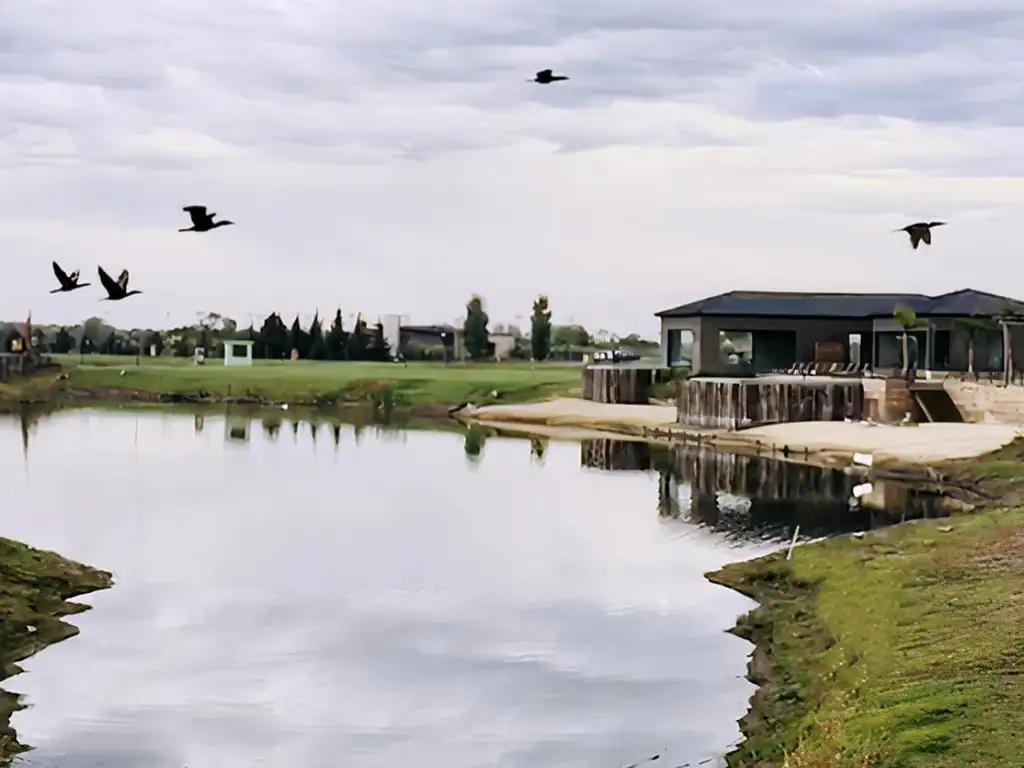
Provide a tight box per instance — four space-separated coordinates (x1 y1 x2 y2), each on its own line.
581 365 653 404
677 377 864 429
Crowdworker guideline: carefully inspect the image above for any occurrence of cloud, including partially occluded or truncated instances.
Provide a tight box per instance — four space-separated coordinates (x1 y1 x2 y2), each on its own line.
0 0 1022 333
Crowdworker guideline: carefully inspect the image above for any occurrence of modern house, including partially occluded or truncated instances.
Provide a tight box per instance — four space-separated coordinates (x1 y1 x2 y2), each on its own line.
656 289 1024 376
399 324 458 359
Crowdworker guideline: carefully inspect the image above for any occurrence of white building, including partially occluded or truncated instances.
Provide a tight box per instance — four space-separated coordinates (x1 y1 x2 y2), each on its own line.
224 339 255 366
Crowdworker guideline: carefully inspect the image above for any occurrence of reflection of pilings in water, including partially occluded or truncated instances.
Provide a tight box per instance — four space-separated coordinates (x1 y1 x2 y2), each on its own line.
580 439 652 471
657 470 681 518
675 447 851 503
671 445 950 541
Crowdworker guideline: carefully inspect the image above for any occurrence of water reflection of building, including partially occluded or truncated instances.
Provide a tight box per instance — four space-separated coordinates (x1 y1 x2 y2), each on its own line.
579 439 948 542
671 447 947 541
224 413 251 442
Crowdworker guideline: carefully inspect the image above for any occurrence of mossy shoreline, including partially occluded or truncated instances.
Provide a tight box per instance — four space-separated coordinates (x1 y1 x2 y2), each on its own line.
707 443 1024 767
0 538 113 762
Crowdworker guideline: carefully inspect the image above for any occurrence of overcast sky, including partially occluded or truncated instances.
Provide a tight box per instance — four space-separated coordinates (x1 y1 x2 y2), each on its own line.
2 1 1023 336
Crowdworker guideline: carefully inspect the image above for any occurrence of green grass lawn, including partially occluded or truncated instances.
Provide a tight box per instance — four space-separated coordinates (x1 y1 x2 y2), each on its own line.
33 356 583 407
0 538 112 761
709 509 1024 767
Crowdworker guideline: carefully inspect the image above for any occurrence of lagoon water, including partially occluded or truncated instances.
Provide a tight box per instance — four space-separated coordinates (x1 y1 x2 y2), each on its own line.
0 407 935 768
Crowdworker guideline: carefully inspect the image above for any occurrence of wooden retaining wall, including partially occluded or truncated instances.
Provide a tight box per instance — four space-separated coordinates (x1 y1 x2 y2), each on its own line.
581 365 652 404
677 378 863 429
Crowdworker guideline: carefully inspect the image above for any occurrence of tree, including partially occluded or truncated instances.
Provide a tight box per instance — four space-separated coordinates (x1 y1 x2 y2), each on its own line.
80 316 109 351
53 327 73 354
463 295 491 360
552 324 590 348
892 305 919 379
326 308 347 360
345 314 368 360
530 295 553 361
309 337 327 359
308 312 327 359
259 312 288 359
289 315 308 358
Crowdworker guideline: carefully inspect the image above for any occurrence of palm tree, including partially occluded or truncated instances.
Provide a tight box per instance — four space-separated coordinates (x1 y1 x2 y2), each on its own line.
892 305 920 379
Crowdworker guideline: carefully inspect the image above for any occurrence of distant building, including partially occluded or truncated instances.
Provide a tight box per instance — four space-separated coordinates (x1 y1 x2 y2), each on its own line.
224 339 255 366
656 288 1024 376
399 324 457 360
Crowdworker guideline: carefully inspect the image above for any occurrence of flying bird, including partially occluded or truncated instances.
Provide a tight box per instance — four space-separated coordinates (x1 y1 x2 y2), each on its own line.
179 205 234 232
50 261 90 293
894 221 945 249
531 69 569 84
97 266 142 301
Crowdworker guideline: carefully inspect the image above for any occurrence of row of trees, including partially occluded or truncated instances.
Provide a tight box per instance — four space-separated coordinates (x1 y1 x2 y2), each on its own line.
457 293 656 362
254 310 391 361
9 295 655 363
13 309 392 362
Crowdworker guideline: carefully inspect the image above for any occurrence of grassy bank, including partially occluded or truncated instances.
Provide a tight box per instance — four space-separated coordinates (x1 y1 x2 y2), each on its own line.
709 469 1024 768
1 357 583 410
0 538 113 761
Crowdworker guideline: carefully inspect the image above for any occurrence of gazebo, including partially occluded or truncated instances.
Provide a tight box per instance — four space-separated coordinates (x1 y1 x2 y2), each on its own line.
223 339 255 366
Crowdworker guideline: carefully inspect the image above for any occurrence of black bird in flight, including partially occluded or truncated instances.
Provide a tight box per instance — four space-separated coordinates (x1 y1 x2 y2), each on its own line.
531 69 569 84
50 261 90 293
179 205 235 232
894 221 945 249
97 266 143 301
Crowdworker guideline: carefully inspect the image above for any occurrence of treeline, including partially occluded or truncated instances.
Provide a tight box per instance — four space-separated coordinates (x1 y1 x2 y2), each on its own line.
250 310 391 361
6 293 658 362
16 309 392 361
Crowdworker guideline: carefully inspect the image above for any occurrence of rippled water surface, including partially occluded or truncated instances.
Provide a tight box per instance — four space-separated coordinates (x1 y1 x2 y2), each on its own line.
3 406 910 768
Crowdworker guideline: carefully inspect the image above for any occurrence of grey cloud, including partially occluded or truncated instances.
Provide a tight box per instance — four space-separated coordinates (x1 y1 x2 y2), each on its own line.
0 0 1022 167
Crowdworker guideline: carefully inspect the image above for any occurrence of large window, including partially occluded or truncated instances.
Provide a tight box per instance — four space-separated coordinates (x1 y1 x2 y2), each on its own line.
231 344 249 357
666 329 694 368
719 330 753 368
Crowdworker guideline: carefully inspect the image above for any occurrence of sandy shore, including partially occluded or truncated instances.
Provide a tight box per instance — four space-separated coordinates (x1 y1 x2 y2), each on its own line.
461 399 1022 465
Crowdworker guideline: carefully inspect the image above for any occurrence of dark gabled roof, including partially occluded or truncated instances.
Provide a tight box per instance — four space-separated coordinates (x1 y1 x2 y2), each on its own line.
925 288 1024 316
656 289 1024 319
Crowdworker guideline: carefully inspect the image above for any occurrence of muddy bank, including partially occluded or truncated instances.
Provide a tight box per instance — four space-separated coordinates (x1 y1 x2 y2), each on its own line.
0 538 113 760
458 399 1023 467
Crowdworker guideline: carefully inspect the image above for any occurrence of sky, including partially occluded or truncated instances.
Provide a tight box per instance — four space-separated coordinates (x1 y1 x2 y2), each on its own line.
1 1 1023 338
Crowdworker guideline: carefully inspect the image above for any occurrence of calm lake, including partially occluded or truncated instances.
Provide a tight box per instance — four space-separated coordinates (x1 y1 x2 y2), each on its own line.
0 408 946 768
